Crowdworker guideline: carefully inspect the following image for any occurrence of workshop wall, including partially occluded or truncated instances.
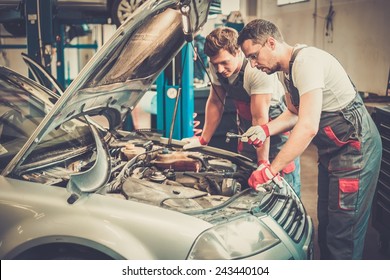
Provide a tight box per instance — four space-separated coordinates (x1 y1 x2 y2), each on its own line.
239 0 389 96
0 29 27 76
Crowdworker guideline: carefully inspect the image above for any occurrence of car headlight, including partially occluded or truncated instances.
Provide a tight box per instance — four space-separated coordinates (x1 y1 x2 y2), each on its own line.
187 215 280 259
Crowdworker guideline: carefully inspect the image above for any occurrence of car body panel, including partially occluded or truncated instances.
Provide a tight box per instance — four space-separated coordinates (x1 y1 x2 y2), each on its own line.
0 176 211 259
0 0 108 11
21 53 64 97
58 0 107 9
0 0 220 36
0 0 146 34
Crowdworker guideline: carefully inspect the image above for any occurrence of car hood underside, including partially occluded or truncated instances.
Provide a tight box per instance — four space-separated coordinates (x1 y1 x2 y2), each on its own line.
4 0 212 175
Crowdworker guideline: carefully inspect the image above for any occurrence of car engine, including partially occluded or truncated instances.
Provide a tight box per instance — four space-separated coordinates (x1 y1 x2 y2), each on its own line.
19 130 308 242
20 131 254 211
102 133 254 210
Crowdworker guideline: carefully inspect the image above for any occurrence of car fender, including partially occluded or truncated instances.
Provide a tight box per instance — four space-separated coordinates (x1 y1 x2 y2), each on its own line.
0 177 212 259
0 214 153 259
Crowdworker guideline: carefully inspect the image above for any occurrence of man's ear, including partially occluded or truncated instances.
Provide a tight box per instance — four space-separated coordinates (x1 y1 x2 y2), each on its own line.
268 37 276 50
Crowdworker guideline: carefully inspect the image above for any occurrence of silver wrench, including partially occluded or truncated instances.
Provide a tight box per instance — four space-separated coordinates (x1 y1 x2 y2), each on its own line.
225 132 242 143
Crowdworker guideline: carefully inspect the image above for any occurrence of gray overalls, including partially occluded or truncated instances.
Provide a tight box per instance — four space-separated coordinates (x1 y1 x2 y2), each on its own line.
285 47 382 259
216 60 301 196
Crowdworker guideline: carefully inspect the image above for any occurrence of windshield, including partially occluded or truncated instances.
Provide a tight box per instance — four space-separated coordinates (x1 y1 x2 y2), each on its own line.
0 71 94 172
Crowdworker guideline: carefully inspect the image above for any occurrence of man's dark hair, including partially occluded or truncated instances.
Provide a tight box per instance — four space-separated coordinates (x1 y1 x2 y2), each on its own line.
204 27 239 57
238 19 284 46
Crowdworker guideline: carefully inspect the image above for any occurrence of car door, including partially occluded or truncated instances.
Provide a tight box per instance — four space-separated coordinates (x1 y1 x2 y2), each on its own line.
21 53 64 99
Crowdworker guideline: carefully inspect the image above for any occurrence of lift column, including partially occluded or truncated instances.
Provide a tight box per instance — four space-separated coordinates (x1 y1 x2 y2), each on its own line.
156 43 194 140
25 0 54 74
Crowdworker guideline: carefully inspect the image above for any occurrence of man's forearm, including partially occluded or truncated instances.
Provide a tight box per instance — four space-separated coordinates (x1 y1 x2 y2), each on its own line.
270 121 316 175
267 109 298 136
252 116 271 163
202 99 224 142
256 138 270 163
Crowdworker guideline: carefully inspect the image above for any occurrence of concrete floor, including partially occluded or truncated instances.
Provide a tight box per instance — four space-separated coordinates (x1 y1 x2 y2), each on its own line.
300 143 389 260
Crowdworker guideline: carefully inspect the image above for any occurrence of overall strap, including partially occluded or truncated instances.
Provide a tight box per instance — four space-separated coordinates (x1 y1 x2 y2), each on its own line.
216 59 250 103
285 46 307 109
236 58 248 84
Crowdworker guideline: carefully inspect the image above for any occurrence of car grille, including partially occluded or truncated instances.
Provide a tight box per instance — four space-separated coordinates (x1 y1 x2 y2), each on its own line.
259 183 307 243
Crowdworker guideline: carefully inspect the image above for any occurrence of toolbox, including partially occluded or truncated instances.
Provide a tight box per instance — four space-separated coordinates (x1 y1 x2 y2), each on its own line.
372 105 390 255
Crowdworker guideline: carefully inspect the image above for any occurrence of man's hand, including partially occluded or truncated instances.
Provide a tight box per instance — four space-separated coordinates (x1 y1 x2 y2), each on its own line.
182 136 208 150
248 162 279 191
241 124 270 147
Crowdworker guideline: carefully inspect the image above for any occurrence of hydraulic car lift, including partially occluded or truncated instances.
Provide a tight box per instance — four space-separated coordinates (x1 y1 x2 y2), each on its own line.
25 0 54 75
0 0 104 88
156 43 195 140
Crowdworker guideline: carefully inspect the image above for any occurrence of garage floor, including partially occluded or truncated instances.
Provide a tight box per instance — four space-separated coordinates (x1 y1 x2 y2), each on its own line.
300 143 389 260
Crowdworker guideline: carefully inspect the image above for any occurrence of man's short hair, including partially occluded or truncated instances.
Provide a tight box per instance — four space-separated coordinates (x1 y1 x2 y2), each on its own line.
238 19 284 46
204 27 239 57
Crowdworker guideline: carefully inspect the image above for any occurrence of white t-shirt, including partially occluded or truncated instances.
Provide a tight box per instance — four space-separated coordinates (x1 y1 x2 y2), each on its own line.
289 45 356 112
209 51 284 106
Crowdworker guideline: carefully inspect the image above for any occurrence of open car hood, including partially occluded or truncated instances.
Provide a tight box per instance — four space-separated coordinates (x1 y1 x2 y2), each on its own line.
4 0 211 175
51 0 210 130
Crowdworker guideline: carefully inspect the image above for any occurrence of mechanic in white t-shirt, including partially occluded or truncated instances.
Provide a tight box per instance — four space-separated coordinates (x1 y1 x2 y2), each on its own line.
238 19 382 260
182 27 301 196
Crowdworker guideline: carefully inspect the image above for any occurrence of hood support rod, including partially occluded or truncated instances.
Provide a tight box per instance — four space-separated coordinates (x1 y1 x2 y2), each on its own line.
167 87 182 147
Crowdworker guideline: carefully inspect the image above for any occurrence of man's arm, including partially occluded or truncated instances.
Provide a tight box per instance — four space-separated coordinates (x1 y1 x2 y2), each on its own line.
265 91 300 136
268 89 322 175
250 93 271 163
266 106 299 136
201 84 227 143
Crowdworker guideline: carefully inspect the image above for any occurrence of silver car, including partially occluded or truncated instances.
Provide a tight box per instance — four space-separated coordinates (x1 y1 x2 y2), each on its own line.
0 0 313 260
0 0 148 36
0 0 221 36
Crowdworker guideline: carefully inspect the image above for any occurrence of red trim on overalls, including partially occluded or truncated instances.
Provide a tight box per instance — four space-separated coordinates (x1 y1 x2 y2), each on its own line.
323 126 361 151
338 178 359 210
237 140 244 153
282 161 296 174
234 100 252 121
339 178 359 192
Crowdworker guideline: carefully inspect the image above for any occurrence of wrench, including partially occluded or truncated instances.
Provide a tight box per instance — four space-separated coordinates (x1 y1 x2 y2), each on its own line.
225 132 242 143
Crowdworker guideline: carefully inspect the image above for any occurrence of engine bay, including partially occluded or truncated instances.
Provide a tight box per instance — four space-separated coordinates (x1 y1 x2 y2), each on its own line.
20 131 255 211
105 135 254 210
17 130 307 236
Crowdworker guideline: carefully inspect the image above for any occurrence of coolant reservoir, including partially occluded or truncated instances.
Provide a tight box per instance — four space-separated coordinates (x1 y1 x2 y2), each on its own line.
121 143 146 160
151 151 201 172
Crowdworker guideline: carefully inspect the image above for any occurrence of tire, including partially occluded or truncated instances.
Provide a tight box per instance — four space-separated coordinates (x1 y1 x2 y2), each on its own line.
2 21 26 37
111 0 147 27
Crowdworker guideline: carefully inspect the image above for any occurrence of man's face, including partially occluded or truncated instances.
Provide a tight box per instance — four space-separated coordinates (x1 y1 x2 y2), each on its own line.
241 39 280 75
209 49 240 78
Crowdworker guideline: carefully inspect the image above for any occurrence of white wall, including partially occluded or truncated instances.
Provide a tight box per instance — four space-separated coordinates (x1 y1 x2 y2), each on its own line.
0 26 28 76
221 0 241 14
239 0 390 95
